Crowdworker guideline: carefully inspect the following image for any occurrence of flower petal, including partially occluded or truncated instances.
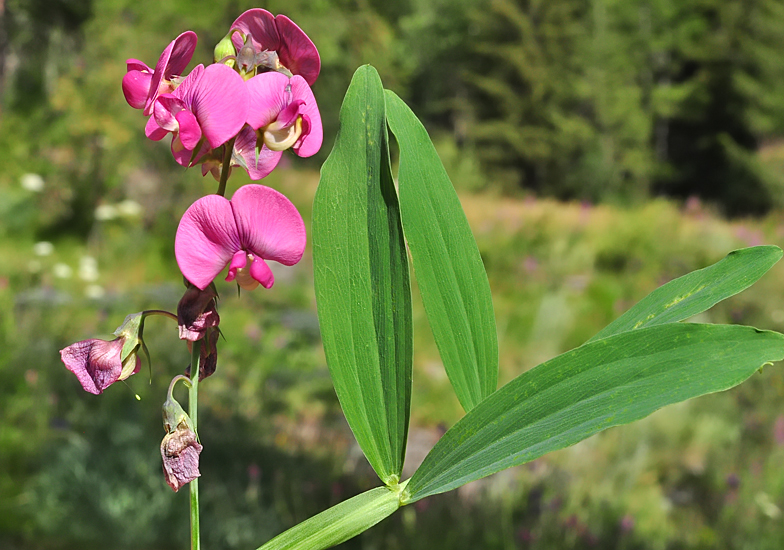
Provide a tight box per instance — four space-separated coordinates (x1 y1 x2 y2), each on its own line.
176 109 202 150
183 64 249 148
245 71 290 130
230 9 280 54
225 250 247 282
122 70 152 109
230 184 306 266
171 136 209 168
274 14 321 85
249 257 274 288
145 115 169 141
289 76 322 157
126 58 152 73
144 30 198 116
60 338 131 395
177 284 220 342
161 423 202 492
175 195 242 289
234 125 282 180
154 94 185 132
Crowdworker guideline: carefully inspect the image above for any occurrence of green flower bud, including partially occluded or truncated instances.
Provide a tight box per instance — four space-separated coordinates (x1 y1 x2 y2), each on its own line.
213 32 237 67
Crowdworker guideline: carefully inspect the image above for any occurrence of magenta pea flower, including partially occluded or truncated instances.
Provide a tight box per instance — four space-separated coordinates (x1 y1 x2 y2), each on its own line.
229 8 320 85
59 313 144 395
234 72 322 177
121 30 197 115
175 184 306 291
146 63 249 165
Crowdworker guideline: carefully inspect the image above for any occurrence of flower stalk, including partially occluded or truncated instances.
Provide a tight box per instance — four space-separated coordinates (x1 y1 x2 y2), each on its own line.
189 339 201 550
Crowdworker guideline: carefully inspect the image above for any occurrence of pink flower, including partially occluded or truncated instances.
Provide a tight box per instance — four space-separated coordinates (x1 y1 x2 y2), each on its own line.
121 31 198 115
230 8 320 85
233 72 322 177
146 63 249 165
175 184 306 291
59 313 144 394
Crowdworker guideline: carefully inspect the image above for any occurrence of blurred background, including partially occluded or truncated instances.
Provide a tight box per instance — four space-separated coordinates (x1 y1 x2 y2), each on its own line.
3 0 784 548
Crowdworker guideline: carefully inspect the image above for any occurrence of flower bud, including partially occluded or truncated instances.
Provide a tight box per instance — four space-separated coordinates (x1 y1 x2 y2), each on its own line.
213 31 237 68
177 282 220 341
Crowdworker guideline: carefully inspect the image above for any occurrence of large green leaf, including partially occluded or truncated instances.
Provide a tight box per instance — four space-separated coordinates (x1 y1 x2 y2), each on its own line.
385 90 498 412
256 485 403 550
588 246 782 342
404 323 784 502
313 66 412 485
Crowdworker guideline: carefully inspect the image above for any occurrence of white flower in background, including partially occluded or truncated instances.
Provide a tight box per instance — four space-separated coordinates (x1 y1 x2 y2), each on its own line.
53 263 73 279
33 241 54 256
95 204 118 221
79 256 99 282
20 173 45 192
117 200 142 218
85 285 105 299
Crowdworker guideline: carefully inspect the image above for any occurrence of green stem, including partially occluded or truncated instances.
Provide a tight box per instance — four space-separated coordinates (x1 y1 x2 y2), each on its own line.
216 137 236 197
142 309 178 322
189 339 201 550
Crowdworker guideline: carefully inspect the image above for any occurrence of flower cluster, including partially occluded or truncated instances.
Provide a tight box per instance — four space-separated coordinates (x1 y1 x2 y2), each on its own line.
122 9 322 181
61 9 319 493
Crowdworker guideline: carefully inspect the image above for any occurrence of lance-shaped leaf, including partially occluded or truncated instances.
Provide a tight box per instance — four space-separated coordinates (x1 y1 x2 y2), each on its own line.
313 66 412 485
588 245 782 342
404 323 784 502
257 485 403 550
385 90 498 412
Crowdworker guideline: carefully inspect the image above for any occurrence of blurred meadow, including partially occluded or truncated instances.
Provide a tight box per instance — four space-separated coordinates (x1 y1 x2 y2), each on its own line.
4 0 784 549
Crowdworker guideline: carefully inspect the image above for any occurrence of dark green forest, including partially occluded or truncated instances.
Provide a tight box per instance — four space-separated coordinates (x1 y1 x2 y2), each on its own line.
6 0 784 219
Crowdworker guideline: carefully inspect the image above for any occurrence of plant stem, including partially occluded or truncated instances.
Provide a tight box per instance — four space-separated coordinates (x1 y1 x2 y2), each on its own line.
189 339 201 550
216 137 236 197
142 309 179 322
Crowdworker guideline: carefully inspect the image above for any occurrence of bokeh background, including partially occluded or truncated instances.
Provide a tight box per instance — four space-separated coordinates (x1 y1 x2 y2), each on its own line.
3 0 784 548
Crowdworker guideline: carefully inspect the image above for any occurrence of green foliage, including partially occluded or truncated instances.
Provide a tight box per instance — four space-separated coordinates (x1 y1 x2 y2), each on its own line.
589 245 783 341
313 66 412 486
303 65 784 549
386 90 498 411
257 485 404 550
405 323 784 502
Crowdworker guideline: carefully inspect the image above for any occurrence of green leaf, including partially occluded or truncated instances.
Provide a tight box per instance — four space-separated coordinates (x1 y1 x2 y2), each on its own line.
404 323 784 502
588 246 782 342
256 485 403 550
313 66 412 485
385 90 498 412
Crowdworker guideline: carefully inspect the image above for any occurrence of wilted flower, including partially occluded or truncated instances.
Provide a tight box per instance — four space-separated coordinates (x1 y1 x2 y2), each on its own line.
161 386 202 492
122 31 198 115
59 313 145 394
177 282 220 341
174 184 306 291
186 325 219 380
229 8 320 84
